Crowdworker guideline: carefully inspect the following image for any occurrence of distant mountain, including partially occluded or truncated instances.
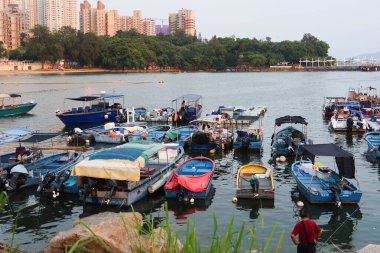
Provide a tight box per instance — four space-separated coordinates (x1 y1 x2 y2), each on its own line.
355 51 380 60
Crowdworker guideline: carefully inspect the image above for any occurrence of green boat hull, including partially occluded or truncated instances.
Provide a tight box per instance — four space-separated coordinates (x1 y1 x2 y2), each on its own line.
0 103 37 117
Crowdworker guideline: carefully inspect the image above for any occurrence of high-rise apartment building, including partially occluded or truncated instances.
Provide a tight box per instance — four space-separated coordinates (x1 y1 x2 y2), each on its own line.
169 9 195 36
79 0 90 33
141 18 155 36
106 9 117 36
62 0 76 29
44 0 61 31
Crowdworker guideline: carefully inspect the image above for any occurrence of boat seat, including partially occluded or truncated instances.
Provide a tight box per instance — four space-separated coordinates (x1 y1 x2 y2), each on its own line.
71 108 77 113
77 107 84 113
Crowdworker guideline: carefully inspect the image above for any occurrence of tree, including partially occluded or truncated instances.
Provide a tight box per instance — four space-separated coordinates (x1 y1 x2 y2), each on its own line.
26 25 54 69
245 52 267 66
57 26 80 68
0 42 6 58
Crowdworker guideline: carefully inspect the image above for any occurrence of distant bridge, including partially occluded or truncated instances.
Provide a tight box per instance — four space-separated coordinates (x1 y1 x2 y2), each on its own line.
299 57 380 71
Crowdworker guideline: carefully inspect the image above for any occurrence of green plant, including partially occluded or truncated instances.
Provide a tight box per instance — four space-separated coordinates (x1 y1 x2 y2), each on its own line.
0 192 20 253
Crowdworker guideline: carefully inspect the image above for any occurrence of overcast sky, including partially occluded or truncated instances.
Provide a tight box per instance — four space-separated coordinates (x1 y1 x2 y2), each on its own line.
85 0 380 58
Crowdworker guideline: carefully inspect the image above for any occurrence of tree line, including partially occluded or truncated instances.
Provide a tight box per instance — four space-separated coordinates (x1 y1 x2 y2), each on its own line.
1 25 330 70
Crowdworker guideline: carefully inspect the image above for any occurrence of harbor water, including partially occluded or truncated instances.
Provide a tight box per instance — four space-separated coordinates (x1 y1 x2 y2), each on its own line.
1 72 380 252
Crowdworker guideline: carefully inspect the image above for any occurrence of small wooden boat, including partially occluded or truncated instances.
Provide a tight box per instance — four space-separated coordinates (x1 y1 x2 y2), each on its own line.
74 143 184 206
271 115 308 157
291 144 362 206
0 94 37 117
130 125 172 143
235 164 274 199
364 131 380 157
55 93 126 126
164 157 215 199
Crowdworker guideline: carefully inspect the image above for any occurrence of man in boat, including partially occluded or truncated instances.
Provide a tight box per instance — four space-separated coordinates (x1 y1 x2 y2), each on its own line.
249 174 259 193
291 209 322 253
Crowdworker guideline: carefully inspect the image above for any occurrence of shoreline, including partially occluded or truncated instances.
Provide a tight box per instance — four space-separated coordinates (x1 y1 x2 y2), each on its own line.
0 67 377 76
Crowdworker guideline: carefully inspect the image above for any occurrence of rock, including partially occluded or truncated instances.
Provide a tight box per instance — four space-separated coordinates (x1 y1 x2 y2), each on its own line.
356 244 380 253
44 212 142 253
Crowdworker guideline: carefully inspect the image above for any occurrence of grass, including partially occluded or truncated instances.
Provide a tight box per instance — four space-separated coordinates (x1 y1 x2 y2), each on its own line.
67 201 285 253
0 192 20 253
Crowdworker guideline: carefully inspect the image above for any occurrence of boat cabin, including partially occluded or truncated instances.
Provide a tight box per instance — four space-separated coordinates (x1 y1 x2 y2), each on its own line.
172 94 203 124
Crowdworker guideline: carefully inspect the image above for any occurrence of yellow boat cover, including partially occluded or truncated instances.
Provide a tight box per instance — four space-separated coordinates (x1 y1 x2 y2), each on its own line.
72 157 145 181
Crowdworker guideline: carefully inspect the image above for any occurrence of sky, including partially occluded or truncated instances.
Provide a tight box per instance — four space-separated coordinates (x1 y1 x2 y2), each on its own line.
85 0 380 58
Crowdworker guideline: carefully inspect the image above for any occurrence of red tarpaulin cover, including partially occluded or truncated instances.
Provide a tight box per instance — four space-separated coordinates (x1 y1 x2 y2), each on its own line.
165 170 213 192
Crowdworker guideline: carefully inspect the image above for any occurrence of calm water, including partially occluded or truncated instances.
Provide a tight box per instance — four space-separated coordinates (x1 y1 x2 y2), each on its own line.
1 72 380 252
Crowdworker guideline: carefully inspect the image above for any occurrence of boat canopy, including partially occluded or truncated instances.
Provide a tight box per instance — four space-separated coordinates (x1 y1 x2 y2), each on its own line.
325 96 346 99
93 94 124 99
336 102 360 108
0 127 33 145
72 143 165 181
21 133 60 143
66 96 100 101
275 115 308 126
299 144 356 179
172 94 202 102
9 94 21 98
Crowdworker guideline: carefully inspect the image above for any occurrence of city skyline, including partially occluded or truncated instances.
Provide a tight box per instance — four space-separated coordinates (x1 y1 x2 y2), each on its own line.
83 0 380 58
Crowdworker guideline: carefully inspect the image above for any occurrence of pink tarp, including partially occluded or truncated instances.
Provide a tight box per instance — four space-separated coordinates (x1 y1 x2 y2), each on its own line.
165 170 213 192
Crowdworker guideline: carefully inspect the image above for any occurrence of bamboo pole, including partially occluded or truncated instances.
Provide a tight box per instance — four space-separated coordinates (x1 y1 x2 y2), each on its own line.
29 146 87 152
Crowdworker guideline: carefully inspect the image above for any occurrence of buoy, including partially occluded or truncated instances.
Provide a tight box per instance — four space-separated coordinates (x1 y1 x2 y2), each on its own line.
276 157 280 162
210 149 216 155
85 139 90 145
296 201 304 208
104 114 109 119
232 197 238 203
279 156 286 162
183 196 189 202
190 198 195 204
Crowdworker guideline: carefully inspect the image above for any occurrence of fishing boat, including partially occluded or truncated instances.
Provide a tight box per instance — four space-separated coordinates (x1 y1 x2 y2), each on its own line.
73 143 184 206
0 133 58 172
0 94 37 117
164 125 198 148
145 107 174 122
0 127 33 145
164 157 215 200
233 118 264 153
189 115 234 152
55 92 126 126
322 97 346 120
364 131 380 157
291 144 362 206
172 94 203 124
329 102 368 132
93 123 146 144
0 148 82 191
271 115 308 157
235 164 274 199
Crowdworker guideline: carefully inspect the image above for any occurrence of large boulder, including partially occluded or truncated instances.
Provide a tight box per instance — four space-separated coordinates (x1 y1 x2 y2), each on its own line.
356 244 380 253
44 212 142 253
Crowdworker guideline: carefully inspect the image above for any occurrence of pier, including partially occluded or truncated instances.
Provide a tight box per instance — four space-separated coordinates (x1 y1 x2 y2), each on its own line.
299 57 380 71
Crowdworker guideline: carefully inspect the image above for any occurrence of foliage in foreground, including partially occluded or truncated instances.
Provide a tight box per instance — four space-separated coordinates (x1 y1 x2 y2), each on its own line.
0 192 20 253
68 202 285 253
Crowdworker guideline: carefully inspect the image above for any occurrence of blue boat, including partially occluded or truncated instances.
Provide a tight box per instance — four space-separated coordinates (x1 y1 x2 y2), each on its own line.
0 127 33 145
55 93 125 126
165 125 198 148
0 149 82 191
291 144 362 206
0 94 37 117
129 125 172 143
234 121 264 153
364 131 380 157
164 157 215 200
271 115 308 157
73 143 184 206
0 133 59 172
172 94 203 124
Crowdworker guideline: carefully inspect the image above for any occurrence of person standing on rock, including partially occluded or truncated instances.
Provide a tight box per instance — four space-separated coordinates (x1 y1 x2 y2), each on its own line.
291 209 322 253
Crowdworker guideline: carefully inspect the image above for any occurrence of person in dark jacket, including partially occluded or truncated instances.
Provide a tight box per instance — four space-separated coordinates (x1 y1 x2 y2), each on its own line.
291 209 322 253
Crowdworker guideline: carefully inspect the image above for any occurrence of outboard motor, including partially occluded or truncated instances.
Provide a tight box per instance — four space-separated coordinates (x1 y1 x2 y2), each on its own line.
242 138 250 150
329 182 342 207
79 177 98 200
103 179 118 205
52 170 71 199
37 171 56 192
346 116 354 132
5 172 27 191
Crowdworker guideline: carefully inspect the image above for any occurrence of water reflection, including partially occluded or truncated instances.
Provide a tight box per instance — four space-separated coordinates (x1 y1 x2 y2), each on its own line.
166 186 215 222
234 199 274 220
